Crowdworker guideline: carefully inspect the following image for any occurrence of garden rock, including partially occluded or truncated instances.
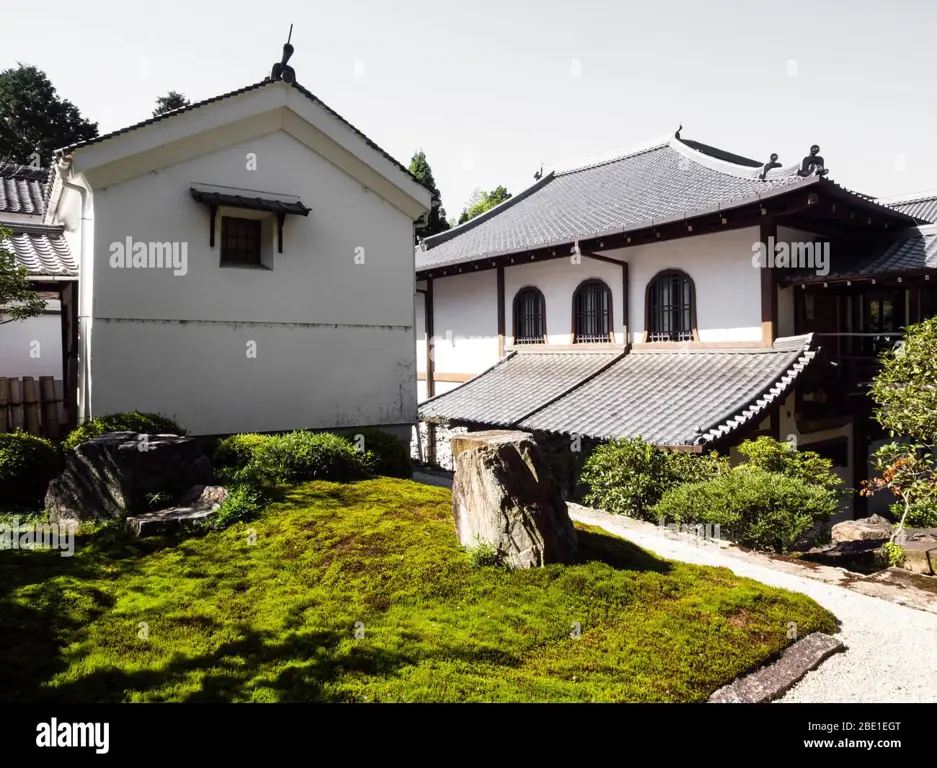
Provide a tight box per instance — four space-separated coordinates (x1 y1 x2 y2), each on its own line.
450 430 578 569
125 485 228 537
45 432 213 523
831 514 894 543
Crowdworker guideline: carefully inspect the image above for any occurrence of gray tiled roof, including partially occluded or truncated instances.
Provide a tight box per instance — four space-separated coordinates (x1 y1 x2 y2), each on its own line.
888 195 937 224
419 350 622 427
791 225 937 284
520 336 816 446
1 225 76 277
419 335 817 447
416 140 815 271
0 164 51 216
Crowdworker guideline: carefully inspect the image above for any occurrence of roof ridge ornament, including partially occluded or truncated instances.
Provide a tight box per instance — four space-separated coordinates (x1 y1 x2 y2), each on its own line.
759 153 782 181
797 145 829 178
674 123 683 140
533 163 543 181
270 24 296 84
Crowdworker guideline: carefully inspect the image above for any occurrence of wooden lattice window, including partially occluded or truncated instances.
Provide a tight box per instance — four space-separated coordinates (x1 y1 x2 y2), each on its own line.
646 270 695 342
221 217 262 266
513 287 546 343
573 279 612 343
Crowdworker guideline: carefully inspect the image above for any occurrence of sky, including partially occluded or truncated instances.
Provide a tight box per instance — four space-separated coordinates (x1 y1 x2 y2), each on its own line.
2 0 936 218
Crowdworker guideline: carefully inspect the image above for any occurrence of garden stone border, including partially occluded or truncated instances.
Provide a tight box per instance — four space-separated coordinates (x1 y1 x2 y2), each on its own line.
709 633 845 703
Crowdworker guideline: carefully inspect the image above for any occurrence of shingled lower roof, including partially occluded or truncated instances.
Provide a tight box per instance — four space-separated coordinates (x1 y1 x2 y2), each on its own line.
0 164 51 216
787 225 937 284
420 350 622 427
1 224 76 277
888 194 937 224
419 335 818 448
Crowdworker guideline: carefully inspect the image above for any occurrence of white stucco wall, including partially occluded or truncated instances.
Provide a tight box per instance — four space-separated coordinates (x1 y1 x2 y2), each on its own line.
505 257 624 346
84 129 419 435
0 303 62 380
431 270 499 376
598 226 763 344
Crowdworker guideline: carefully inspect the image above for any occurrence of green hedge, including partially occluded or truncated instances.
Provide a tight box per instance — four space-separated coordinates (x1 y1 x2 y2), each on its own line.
63 412 185 450
339 427 412 478
580 437 729 521
0 432 61 508
250 431 373 483
652 468 840 553
213 433 274 469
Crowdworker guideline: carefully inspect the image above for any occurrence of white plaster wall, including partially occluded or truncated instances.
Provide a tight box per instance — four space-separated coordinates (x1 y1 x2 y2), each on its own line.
504 257 624 345
598 227 763 344
0 303 62 379
431 271 498 376
86 129 417 434
415 290 426 375
91 321 414 435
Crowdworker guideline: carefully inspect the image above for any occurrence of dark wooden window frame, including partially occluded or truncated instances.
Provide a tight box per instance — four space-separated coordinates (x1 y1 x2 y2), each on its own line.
572 278 614 343
220 216 263 267
643 269 699 343
512 286 547 344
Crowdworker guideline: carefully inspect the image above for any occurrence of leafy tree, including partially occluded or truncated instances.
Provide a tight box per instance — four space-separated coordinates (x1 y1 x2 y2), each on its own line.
869 316 937 443
0 64 98 166
153 91 191 117
408 150 449 237
863 317 937 540
0 227 45 324
457 185 512 224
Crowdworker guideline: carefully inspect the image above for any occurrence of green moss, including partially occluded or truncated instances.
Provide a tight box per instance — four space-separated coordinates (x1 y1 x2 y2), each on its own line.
0 478 837 702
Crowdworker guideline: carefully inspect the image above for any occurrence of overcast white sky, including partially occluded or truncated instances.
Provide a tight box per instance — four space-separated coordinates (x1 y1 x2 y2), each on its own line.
3 0 935 217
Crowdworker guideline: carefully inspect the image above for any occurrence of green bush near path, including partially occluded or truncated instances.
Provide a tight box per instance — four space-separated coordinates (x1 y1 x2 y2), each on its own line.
0 477 837 703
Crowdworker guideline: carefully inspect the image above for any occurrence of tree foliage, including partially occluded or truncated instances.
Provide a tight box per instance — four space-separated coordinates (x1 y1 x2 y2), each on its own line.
0 227 45 325
408 150 449 238
869 316 937 443
153 91 191 117
0 64 97 166
458 185 512 225
863 316 937 540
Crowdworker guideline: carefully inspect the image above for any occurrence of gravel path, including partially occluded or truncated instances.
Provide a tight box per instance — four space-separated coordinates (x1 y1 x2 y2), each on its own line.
568 507 937 703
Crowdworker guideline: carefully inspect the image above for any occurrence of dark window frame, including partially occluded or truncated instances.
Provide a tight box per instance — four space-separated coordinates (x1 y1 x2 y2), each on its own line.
644 269 698 343
572 279 614 343
512 286 547 344
220 216 263 267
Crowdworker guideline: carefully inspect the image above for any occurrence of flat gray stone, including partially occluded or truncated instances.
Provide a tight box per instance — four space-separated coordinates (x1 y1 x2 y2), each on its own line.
709 632 845 703
125 485 228 537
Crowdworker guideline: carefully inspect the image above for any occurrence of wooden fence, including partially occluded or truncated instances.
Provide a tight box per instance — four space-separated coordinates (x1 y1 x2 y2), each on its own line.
0 376 63 439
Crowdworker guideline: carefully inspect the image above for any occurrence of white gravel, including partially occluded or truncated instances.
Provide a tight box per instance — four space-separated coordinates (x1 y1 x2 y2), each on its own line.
567 508 937 703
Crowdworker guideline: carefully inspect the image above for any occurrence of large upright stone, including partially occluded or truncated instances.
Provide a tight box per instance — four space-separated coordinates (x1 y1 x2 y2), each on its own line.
46 432 213 523
450 430 578 569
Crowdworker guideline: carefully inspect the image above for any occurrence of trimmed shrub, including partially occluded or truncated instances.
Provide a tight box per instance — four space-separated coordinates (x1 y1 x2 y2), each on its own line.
736 436 844 494
0 432 61 508
63 412 185 450
202 485 266 532
339 427 412 478
652 468 840 553
250 431 373 483
213 433 274 469
580 437 729 521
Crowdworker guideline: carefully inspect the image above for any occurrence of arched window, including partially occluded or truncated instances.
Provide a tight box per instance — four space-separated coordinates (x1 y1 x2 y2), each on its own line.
513 287 546 344
572 279 613 343
646 270 696 342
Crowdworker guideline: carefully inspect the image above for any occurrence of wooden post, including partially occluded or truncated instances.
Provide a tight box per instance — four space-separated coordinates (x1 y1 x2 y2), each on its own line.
22 377 40 436
496 266 505 358
0 378 8 433
760 218 777 348
40 376 60 439
424 277 436 465
9 378 23 432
